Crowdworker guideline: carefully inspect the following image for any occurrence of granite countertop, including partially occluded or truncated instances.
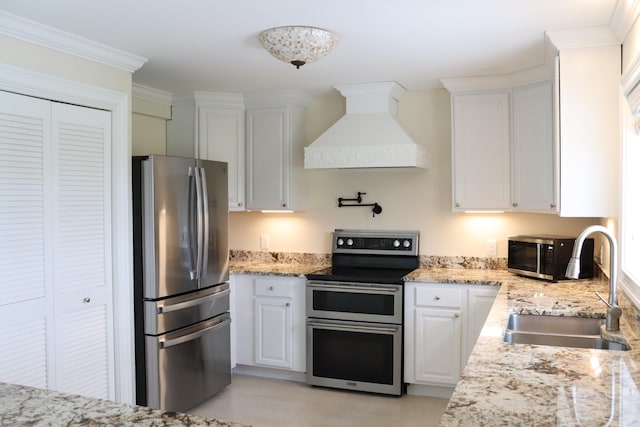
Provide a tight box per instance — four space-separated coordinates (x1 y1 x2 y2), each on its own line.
0 381 249 427
405 268 640 427
230 261 326 277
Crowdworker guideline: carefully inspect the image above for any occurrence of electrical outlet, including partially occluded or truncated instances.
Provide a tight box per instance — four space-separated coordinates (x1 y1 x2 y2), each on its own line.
260 234 270 251
487 239 497 257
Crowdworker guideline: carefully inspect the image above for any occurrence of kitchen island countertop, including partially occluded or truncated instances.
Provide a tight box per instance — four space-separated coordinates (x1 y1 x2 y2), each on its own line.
0 381 250 427
403 267 640 426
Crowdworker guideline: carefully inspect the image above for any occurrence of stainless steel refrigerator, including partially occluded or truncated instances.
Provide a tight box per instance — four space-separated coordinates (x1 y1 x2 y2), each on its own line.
132 155 230 412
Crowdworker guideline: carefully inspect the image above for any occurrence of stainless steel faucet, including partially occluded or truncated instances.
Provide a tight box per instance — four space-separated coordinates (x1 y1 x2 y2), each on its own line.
565 225 622 331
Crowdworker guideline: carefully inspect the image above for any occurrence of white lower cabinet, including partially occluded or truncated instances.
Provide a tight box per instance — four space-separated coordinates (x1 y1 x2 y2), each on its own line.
404 282 498 396
231 274 305 377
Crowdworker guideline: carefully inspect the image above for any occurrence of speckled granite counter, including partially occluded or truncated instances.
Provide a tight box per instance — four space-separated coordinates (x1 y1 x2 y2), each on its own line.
405 268 640 426
0 381 249 426
230 261 326 277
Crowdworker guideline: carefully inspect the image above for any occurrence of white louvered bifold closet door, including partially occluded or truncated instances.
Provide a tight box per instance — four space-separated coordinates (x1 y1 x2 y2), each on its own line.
0 91 114 399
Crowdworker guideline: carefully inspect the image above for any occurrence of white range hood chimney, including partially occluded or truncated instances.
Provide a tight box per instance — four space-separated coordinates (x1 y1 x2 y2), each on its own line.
304 82 428 169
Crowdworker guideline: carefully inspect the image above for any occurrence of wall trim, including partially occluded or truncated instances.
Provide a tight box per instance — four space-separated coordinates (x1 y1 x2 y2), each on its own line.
132 83 173 105
610 0 640 42
0 63 135 405
0 10 147 72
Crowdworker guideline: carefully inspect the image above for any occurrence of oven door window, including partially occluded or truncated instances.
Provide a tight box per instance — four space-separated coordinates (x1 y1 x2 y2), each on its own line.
311 327 395 385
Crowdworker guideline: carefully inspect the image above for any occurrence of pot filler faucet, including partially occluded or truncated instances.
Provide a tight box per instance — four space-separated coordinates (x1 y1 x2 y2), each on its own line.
565 225 622 331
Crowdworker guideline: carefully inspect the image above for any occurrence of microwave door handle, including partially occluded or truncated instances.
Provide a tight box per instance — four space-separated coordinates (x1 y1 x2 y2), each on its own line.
199 167 209 278
536 243 542 274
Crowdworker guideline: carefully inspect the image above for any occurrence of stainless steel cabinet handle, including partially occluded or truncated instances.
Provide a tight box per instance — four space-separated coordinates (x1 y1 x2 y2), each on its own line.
83 297 91 303
434 296 440 301
454 313 460 318
512 202 518 208
159 318 231 349
285 302 290 307
269 286 274 291
157 287 230 314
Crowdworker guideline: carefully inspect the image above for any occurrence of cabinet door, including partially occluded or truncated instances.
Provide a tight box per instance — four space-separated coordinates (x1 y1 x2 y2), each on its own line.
246 107 289 210
556 45 620 217
465 287 498 365
452 92 510 210
512 82 556 212
254 296 292 369
413 308 462 385
198 107 245 211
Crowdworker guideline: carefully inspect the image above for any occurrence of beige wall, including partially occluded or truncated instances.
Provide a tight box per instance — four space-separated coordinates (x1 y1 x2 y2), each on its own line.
132 97 171 156
0 35 131 94
229 88 599 257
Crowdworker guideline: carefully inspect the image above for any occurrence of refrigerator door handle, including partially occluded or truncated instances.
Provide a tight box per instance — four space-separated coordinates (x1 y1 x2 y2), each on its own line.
158 317 231 349
200 167 210 278
187 166 198 280
193 166 204 284
156 287 230 314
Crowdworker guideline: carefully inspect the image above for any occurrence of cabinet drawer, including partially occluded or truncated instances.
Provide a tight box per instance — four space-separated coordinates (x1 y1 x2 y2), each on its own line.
255 279 293 297
415 287 463 308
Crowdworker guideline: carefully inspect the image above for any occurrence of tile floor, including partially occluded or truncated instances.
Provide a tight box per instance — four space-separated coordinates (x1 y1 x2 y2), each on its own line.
189 374 449 427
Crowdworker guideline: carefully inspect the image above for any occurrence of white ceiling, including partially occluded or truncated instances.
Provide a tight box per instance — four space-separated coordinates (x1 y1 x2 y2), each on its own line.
0 0 620 96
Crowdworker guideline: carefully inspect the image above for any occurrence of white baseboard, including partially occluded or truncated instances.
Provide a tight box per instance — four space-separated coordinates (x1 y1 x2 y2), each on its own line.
233 364 307 383
406 383 455 399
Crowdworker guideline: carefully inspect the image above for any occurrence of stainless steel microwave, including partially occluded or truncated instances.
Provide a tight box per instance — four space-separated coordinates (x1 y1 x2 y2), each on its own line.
507 235 594 282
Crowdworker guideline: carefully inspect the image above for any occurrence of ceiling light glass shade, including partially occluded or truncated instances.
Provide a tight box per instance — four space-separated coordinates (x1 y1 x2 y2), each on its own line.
259 26 338 69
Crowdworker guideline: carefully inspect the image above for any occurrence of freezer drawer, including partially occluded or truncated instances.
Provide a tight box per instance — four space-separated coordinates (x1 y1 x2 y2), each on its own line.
145 312 231 412
144 283 230 335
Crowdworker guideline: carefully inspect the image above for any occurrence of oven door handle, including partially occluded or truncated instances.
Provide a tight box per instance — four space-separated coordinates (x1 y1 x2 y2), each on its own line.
307 320 400 334
307 283 399 293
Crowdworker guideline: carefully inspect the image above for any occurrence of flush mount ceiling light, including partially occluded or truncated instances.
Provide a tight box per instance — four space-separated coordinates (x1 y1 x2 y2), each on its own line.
258 26 339 69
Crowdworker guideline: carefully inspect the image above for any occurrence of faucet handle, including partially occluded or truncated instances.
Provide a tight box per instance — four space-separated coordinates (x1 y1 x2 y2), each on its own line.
595 291 612 308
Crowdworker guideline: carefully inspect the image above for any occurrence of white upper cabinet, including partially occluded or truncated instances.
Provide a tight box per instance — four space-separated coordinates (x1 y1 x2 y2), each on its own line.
444 26 620 216
450 91 511 211
511 81 557 213
547 29 621 217
245 90 309 211
167 93 246 211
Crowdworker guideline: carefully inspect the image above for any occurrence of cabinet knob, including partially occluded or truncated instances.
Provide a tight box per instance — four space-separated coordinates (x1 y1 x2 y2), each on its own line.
285 302 290 307
269 286 274 291
455 203 461 208
434 296 440 301
550 203 556 209
282 203 287 208
454 313 460 318
83 297 91 303
512 202 518 208
238 202 243 207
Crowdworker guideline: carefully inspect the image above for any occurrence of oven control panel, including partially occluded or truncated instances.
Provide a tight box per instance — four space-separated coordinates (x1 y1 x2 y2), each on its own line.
332 229 419 256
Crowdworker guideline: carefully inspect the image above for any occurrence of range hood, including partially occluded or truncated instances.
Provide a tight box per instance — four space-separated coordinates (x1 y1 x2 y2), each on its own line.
304 82 428 169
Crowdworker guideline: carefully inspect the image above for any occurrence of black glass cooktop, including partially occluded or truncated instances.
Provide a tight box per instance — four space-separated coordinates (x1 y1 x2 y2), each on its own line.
306 265 416 285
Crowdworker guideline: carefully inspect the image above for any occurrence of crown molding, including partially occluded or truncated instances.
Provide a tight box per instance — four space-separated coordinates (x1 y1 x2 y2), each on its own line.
545 26 620 50
610 0 640 42
244 89 310 108
132 83 172 105
0 10 147 73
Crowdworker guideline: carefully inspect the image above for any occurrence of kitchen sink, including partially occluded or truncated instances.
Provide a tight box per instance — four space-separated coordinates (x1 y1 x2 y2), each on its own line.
503 314 629 351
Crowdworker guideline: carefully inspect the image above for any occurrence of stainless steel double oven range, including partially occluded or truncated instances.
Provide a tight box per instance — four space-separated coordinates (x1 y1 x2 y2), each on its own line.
305 229 419 396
